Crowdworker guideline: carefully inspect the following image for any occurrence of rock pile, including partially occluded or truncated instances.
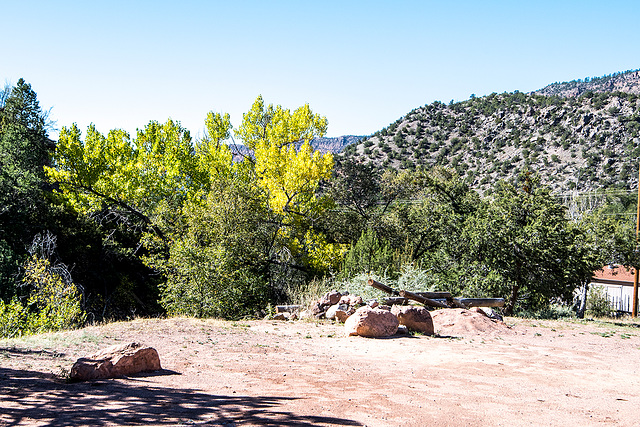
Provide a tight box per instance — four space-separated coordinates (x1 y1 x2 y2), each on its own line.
274 289 508 339
303 290 366 321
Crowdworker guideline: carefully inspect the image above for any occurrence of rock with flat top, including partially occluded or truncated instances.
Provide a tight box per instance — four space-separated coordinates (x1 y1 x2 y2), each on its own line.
344 306 399 337
70 342 161 381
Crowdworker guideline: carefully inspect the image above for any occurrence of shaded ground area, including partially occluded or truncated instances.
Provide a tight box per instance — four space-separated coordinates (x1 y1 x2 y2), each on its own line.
1 316 640 426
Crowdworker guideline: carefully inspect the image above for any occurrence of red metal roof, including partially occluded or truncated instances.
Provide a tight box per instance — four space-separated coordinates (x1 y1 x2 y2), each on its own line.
592 264 636 286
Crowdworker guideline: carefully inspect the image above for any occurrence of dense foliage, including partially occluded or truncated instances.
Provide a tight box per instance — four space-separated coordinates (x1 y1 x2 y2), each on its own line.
1 77 638 337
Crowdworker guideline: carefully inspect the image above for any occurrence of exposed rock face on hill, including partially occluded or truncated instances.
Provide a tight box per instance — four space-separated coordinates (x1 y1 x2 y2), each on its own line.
228 135 365 161
338 69 640 193
311 135 365 153
534 69 640 98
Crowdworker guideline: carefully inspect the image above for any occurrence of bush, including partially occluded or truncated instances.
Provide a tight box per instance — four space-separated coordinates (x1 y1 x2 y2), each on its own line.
0 256 86 338
158 246 270 320
514 304 575 320
586 285 612 318
341 229 394 279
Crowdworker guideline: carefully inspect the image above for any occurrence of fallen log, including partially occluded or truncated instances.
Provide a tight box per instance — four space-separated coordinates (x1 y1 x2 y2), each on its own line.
457 298 505 308
416 291 452 299
398 290 449 308
383 297 409 305
276 305 302 313
448 298 469 309
368 279 398 295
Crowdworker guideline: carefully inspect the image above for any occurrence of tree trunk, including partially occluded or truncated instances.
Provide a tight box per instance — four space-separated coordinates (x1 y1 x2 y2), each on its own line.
577 281 589 319
505 284 520 316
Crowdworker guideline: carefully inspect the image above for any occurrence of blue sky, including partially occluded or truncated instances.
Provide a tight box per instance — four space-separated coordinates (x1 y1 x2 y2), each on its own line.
3 1 639 139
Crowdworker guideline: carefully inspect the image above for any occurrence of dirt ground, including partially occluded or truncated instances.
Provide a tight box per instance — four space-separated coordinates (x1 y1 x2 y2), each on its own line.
1 314 639 426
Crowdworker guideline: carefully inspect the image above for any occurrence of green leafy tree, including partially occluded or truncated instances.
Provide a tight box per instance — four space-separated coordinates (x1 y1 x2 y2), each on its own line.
464 173 573 315
235 96 343 284
341 228 394 278
154 174 273 318
48 97 340 317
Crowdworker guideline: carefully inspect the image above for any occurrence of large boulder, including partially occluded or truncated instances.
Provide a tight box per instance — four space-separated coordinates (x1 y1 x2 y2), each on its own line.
344 306 399 337
70 342 161 381
430 308 513 336
391 305 434 335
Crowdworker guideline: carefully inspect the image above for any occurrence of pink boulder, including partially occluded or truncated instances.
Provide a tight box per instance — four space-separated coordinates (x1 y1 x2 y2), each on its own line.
344 306 399 337
70 342 161 381
391 305 434 335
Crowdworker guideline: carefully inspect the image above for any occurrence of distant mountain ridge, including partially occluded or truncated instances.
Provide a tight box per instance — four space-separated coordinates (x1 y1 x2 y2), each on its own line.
228 135 365 161
534 69 640 98
337 68 640 194
311 135 365 153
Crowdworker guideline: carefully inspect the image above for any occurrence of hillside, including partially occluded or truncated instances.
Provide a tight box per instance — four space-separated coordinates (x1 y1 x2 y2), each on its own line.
535 69 640 98
338 69 640 193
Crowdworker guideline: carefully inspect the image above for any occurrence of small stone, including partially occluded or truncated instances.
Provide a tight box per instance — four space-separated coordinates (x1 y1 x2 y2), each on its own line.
311 303 325 316
272 312 289 320
319 291 342 307
326 304 339 320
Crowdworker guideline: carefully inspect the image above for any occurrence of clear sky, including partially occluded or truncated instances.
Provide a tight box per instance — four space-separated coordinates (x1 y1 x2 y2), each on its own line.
3 0 639 140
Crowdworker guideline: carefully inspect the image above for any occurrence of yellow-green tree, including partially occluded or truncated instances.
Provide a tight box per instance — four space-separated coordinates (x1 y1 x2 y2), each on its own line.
46 98 342 318
237 96 344 274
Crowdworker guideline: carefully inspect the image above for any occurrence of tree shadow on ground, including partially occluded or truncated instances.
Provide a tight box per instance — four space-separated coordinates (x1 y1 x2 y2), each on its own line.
0 367 363 426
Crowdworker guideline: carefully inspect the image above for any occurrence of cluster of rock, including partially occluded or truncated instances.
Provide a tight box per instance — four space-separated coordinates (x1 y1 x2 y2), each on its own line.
344 304 434 337
272 290 508 338
308 290 365 322
279 290 434 338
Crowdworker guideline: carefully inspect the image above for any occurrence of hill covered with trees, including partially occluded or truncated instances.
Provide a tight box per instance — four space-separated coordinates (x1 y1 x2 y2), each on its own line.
339 69 640 194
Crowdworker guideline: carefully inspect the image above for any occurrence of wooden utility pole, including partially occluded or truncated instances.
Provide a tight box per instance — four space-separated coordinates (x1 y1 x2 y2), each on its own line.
634 164 640 318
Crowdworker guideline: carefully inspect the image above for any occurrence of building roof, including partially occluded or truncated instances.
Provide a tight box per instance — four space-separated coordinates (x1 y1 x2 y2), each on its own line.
592 264 636 286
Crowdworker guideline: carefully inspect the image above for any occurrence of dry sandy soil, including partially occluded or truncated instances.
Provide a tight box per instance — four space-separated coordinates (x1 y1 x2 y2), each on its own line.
1 314 639 426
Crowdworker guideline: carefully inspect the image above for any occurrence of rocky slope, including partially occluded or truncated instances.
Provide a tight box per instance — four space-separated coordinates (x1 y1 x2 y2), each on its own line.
534 69 640 98
338 69 640 193
228 135 364 161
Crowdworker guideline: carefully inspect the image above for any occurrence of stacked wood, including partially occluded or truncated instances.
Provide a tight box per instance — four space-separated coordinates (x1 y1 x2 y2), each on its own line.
367 279 504 309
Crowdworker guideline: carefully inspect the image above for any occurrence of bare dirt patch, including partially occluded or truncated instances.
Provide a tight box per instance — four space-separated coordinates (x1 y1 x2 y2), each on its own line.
1 316 640 426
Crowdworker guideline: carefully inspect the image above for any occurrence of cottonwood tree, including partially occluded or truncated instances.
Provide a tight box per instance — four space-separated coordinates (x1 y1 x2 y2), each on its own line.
47 96 341 317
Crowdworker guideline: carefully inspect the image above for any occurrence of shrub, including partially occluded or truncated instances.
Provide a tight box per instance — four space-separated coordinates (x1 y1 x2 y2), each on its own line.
0 257 86 338
586 285 612 318
341 228 394 279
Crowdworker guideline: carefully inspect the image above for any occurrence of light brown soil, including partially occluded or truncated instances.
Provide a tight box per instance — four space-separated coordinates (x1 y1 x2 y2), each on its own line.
1 315 640 426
